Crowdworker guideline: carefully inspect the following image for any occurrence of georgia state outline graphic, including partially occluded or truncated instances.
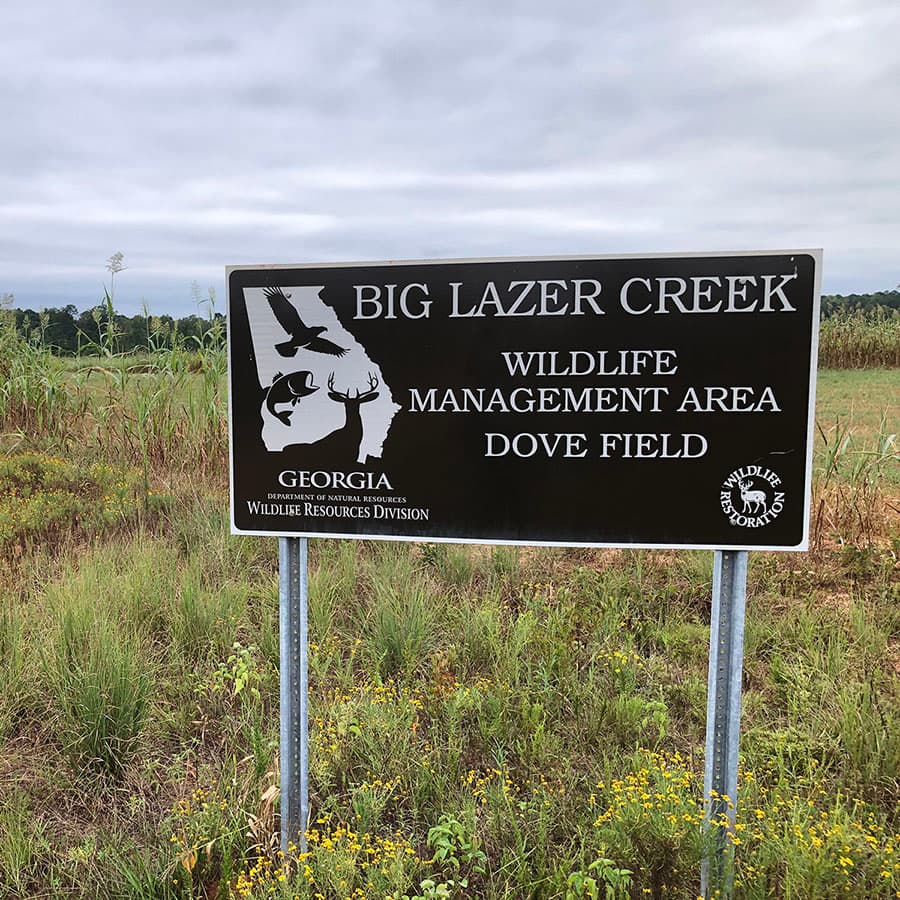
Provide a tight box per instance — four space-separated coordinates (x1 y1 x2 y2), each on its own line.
243 286 401 462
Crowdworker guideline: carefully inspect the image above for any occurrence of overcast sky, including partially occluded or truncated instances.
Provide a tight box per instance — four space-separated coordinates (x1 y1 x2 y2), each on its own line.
2 0 898 316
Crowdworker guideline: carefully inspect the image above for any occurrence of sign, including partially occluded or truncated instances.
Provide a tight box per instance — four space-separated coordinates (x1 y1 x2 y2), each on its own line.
227 251 821 549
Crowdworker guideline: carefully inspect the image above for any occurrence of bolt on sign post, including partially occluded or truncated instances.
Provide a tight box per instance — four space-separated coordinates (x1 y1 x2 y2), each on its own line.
227 251 821 891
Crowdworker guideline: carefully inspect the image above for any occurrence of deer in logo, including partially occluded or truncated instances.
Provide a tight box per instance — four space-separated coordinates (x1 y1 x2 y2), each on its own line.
287 372 380 466
739 480 767 514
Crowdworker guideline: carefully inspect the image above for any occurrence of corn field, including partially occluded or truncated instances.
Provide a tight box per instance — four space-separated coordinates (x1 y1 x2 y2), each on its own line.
818 309 900 368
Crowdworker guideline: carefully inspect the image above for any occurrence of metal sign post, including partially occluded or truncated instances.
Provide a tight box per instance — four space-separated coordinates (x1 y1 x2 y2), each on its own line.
279 536 309 854
701 549 749 898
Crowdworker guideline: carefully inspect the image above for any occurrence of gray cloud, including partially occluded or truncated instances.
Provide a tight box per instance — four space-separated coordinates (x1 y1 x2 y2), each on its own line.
1 0 898 315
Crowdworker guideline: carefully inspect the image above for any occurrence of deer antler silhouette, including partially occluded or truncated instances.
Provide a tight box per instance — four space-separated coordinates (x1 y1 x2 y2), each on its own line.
327 372 379 402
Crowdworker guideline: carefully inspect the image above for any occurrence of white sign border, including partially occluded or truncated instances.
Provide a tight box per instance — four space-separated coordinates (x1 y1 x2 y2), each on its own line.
226 248 822 552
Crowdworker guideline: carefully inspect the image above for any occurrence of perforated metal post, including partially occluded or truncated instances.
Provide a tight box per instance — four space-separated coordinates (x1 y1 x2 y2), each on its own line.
279 537 309 855
701 550 748 899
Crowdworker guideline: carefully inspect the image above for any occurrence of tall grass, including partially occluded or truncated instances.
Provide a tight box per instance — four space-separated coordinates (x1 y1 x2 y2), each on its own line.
77 328 227 480
46 593 150 778
1 295 226 484
0 301 84 446
0 605 24 741
819 308 900 368
811 416 898 551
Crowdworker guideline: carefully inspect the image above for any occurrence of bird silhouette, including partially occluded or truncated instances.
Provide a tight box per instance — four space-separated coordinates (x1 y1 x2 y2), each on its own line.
264 287 348 358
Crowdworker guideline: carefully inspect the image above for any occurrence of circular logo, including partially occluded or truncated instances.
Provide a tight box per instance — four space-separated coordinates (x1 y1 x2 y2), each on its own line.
720 466 786 528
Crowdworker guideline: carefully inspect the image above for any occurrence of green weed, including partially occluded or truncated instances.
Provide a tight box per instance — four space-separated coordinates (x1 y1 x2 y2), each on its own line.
0 790 50 897
0 452 169 553
0 604 24 740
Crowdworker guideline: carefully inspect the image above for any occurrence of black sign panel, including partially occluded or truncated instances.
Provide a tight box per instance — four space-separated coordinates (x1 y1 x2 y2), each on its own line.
228 252 820 549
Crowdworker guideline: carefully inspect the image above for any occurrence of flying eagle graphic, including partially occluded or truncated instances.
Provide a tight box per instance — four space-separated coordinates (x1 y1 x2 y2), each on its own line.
263 287 348 358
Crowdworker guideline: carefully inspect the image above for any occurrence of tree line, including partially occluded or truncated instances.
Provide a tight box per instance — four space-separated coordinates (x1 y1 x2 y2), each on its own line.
820 289 900 318
3 289 898 355
6 302 224 355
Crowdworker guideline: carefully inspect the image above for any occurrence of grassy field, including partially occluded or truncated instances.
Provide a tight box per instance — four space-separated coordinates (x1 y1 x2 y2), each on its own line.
0 329 897 898
816 369 900 457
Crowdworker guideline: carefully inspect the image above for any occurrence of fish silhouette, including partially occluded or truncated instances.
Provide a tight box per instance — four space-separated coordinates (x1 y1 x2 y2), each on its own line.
265 371 319 425
264 287 348 358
